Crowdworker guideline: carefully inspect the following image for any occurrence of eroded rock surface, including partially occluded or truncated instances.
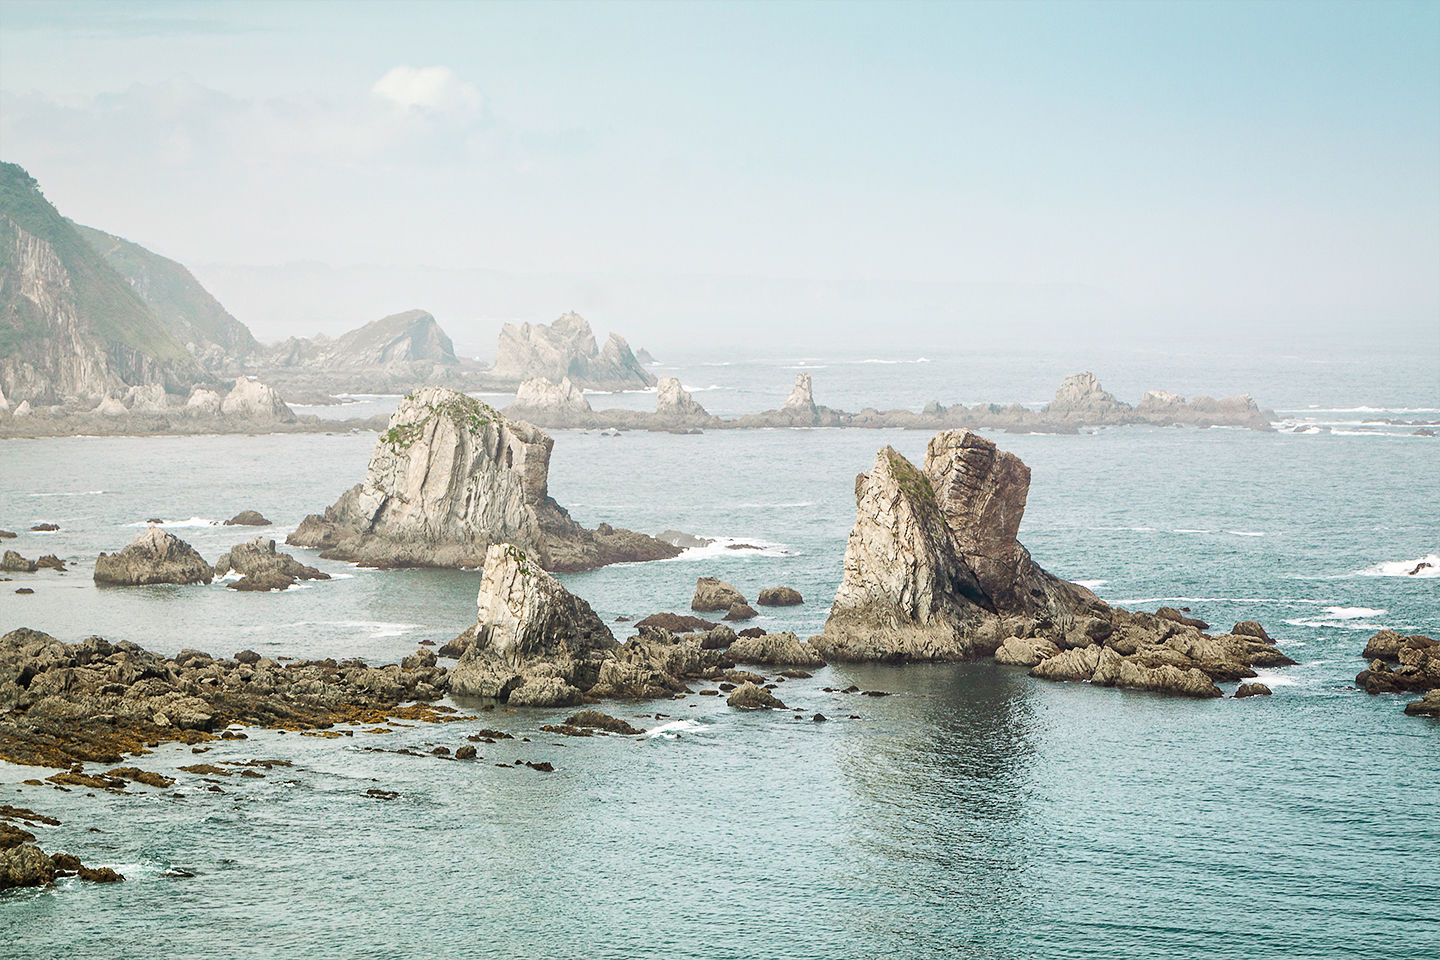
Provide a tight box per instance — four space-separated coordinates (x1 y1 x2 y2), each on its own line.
94 529 213 586
214 537 329 591
288 388 678 571
812 430 1294 698
1356 630 1439 718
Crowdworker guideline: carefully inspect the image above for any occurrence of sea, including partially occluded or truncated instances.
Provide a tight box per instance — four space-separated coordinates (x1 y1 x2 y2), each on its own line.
1 345 1437 959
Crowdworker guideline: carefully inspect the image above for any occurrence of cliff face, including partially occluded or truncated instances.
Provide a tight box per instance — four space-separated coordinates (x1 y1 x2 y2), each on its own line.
264 310 458 371
288 388 679 571
490 312 655 390
74 223 260 371
0 163 200 403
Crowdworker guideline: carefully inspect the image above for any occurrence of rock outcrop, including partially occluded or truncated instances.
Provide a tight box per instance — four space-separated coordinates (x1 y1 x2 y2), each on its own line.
448 544 618 705
93 529 214 586
757 586 803 606
1356 630 1439 718
490 312 654 391
812 430 1294 697
214 537 329 591
220 377 295 422
507 376 593 421
1044 372 1130 424
224 510 271 526
692 578 746 612
654 377 713 426
288 388 679 571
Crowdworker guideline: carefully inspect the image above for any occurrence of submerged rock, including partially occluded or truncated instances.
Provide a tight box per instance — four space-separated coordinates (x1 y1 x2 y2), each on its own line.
287 388 678 571
722 602 759 621
94 529 213 586
1356 631 1439 716
756 586 803 606
223 510 271 527
1234 682 1272 698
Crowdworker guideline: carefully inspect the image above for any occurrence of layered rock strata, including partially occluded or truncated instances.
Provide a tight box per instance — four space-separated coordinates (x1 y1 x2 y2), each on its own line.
811 430 1294 697
288 388 679 571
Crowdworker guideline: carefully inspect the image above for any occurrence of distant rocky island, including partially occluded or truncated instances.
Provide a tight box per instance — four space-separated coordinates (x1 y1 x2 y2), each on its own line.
507 370 1276 433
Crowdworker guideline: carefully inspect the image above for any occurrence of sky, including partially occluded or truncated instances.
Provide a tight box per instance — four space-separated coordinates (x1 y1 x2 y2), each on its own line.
1 0 1437 357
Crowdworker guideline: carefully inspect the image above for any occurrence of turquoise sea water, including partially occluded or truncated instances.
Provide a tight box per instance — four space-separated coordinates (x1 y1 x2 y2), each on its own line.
1 348 1437 958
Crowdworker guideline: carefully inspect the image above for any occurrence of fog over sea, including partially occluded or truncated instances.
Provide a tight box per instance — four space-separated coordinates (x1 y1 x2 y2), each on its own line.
2 345 1437 959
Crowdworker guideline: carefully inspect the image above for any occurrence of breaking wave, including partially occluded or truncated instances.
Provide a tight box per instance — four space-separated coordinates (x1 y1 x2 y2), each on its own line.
1356 555 1440 579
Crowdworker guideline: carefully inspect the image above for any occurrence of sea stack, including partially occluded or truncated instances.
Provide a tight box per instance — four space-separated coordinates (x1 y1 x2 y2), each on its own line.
288 387 678 571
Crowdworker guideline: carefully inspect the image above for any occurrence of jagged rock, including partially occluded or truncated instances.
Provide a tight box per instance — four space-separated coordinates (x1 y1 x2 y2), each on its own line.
0 843 57 890
92 396 128 416
993 635 1060 667
507 676 585 708
1045 373 1131 423
1156 607 1210 630
184 388 223 417
0 530 13 539
220 377 295 422
93 529 213 585
1234 682 1272 698
727 632 826 667
11 401 31 417
35 555 64 571
1232 621 1271 642
635 612 719 633
214 537 328 591
756 586 803 606
508 377 593 420
722 602 758 621
564 710 644 735
448 544 617 701
727 682 785 710
1029 645 1102 681
124 382 169 412
654 377 712 424
1090 646 1221 697
490 312 654 390
1 551 37 573
287 388 678 571
1356 632 1439 703
692 577 746 612
223 510 271 526
1404 689 1440 717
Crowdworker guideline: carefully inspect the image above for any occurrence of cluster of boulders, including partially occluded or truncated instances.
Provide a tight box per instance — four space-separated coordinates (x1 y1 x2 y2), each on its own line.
0 627 453 770
687 577 802 622
2 805 122 890
86 527 328 592
810 430 1293 698
1356 630 1439 718
441 544 826 708
288 388 680 571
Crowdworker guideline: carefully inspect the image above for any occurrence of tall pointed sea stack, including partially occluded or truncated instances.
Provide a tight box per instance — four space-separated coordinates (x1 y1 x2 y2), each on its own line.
288 387 679 570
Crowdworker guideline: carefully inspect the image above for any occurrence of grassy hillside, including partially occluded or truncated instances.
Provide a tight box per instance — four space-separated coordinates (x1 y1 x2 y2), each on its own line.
75 222 260 359
0 161 191 364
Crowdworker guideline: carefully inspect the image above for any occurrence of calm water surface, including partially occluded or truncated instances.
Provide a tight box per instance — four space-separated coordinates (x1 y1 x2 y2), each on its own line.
0 350 1436 959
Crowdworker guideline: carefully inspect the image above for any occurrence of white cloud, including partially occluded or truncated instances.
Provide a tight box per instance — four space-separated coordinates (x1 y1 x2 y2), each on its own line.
371 65 481 113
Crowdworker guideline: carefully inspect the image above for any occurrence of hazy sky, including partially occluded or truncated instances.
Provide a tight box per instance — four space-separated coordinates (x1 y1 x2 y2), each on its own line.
1 0 1437 354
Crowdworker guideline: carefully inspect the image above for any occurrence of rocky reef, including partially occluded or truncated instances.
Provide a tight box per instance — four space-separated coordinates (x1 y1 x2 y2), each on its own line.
495 370 1274 434
93 529 214 586
1356 630 1439 718
488 312 654 391
214 537 330 591
288 387 678 571
810 430 1294 697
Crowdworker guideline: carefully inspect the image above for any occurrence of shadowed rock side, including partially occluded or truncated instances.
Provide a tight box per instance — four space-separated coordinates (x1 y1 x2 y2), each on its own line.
288 387 679 571
1356 630 1440 719
94 528 214 586
443 543 823 707
495 371 1273 434
811 430 1295 697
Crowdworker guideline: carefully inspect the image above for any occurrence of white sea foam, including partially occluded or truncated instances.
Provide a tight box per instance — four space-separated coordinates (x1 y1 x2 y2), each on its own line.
328 572 356 580
125 516 220 528
679 383 724 392
732 501 815 509
27 489 104 497
645 719 704 738
1116 596 1321 606
267 619 420 638
1073 580 1108 590
665 536 792 561
1225 530 1266 537
1356 554 1440 579
1283 616 1388 631
1173 528 1210 534
1322 606 1386 619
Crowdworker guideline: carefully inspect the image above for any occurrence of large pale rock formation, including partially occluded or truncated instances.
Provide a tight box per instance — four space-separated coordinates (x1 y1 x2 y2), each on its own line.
288 388 678 570
1044 372 1131 423
654 377 713 425
812 430 1294 697
93 529 214 586
490 312 654 390
507 377 593 421
448 544 618 704
221 377 295 422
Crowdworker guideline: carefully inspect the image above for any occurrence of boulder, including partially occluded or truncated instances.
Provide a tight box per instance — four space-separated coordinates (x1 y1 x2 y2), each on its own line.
220 377 295 422
223 510 271 526
1044 373 1131 423
727 682 785 710
0 843 56 890
635 612 718 633
287 388 678 571
993 635 1060 667
1 550 37 573
1090 646 1222 698
722 602 759 621
1231 621 1271 642
692 577 746 612
1029 645 1101 681
654 377 712 424
1234 682 1272 698
94 529 213 586
756 586 803 606
1156 607 1210 631
507 376 593 420
214 537 328 591
184 388 223 417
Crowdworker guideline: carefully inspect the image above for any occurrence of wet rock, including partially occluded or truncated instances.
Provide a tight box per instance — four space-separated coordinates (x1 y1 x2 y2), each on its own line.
728 631 826 667
692 577 746 612
215 537 329 591
0 550 36 573
35 555 65 571
14 588 33 594
727 682 786 710
455 745 477 759
93 529 213 586
993 636 1060 667
0 530 15 539
31 523 59 532
1156 607 1210 631
0 844 56 889
1232 621 1271 642
1030 645 1102 682
564 710 644 735
223 510 272 526
636 612 719 634
757 586 803 606
1234 682 1272 698
1091 646 1222 698
722 602 759 621
812 713 827 722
